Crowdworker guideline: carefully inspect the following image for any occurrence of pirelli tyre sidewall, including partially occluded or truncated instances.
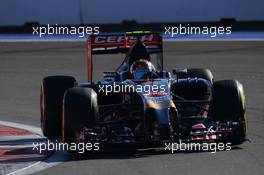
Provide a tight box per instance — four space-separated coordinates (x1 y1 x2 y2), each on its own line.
40 76 76 139
62 87 99 145
212 80 248 145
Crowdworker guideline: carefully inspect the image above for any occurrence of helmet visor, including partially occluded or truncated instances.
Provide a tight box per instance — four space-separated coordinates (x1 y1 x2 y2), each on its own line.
134 70 149 80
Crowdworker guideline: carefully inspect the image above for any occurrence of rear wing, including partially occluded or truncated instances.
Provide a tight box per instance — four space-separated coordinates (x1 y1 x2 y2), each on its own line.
86 32 163 82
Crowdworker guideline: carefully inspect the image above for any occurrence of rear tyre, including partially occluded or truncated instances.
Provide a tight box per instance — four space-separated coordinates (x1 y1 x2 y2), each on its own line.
62 87 99 145
177 68 214 84
40 76 76 139
212 80 248 145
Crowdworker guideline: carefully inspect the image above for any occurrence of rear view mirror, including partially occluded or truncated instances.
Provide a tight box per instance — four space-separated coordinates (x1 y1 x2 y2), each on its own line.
172 68 188 75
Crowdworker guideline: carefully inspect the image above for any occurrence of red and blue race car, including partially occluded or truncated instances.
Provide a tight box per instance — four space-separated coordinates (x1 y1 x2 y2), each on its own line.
40 31 248 152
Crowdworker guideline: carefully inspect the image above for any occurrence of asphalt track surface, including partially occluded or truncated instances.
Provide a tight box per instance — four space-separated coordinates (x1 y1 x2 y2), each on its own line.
0 41 264 175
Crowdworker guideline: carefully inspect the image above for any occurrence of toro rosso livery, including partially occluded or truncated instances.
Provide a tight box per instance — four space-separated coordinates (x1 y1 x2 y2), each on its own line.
40 32 248 151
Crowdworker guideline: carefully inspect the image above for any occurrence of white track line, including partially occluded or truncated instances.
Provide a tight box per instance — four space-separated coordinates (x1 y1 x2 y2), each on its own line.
1 38 264 42
6 150 70 175
0 120 70 175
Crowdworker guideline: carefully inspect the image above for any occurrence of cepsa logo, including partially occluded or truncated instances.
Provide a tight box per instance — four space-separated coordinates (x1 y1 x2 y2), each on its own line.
93 34 154 44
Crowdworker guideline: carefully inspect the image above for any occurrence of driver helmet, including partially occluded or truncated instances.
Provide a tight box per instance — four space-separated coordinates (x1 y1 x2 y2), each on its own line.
130 59 156 80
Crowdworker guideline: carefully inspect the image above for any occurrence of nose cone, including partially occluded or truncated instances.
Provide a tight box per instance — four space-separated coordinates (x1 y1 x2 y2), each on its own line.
152 109 172 140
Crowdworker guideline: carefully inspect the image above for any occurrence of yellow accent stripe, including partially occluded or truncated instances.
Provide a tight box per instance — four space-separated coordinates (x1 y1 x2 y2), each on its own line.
239 83 248 135
147 100 175 110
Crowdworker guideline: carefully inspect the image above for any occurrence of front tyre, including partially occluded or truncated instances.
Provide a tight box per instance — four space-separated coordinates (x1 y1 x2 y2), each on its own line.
62 87 99 146
212 80 248 145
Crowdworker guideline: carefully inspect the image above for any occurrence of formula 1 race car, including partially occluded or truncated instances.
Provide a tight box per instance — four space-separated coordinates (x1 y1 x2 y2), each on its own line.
40 31 248 152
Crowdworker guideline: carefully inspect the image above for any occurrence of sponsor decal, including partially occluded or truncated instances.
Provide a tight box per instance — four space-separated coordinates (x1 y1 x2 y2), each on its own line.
93 34 155 44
